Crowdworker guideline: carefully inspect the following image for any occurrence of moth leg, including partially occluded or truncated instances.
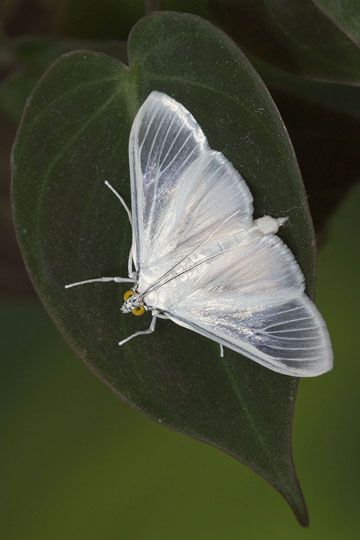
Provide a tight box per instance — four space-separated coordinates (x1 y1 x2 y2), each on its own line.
104 181 132 223
219 344 224 358
152 309 168 320
65 276 134 289
118 314 158 346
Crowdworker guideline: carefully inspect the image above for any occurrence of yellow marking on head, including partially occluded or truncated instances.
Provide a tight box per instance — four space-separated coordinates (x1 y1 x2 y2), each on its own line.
132 306 145 317
123 289 134 301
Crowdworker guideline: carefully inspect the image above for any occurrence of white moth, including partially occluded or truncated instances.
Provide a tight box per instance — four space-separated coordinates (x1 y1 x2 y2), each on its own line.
65 91 333 377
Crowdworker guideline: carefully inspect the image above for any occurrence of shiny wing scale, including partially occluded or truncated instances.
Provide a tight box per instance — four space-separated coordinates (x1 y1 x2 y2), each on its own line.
129 91 253 285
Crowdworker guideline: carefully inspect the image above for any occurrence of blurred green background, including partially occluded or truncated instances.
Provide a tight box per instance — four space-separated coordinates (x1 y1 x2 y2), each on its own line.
1 183 359 539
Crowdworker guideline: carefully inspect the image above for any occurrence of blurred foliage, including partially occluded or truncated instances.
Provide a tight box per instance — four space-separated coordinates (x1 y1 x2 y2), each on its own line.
1 0 144 39
41 0 144 39
210 0 360 85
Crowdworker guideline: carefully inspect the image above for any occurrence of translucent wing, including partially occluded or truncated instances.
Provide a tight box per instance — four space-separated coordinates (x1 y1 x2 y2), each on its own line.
129 91 253 285
129 91 333 377
145 234 332 377
166 296 332 377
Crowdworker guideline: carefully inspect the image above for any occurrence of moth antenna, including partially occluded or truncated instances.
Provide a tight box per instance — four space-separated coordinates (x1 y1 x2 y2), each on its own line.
104 181 132 223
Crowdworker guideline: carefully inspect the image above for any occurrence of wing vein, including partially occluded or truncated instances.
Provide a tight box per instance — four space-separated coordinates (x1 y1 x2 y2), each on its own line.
144 108 170 176
138 102 162 155
269 326 319 334
159 132 193 176
157 125 185 173
263 316 313 330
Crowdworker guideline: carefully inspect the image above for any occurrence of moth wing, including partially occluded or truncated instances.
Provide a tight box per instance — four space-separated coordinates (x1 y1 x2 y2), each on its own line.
167 296 332 377
151 234 333 377
129 91 333 376
129 91 253 284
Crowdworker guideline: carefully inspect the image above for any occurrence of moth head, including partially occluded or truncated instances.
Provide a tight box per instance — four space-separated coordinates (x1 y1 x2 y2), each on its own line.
121 289 146 316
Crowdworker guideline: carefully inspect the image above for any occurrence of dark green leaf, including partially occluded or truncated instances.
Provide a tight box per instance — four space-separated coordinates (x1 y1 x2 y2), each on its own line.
12 12 316 524
210 0 360 85
0 36 127 122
